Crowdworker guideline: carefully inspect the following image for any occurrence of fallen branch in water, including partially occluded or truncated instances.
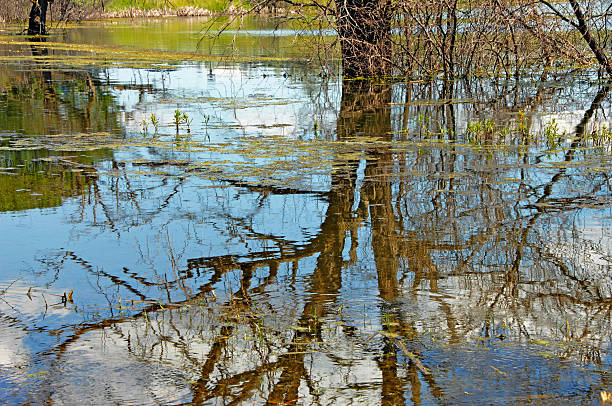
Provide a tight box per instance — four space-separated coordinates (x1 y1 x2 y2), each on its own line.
394 340 431 376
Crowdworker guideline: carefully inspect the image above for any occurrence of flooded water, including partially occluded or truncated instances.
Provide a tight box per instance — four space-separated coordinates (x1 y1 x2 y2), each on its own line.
0 16 611 405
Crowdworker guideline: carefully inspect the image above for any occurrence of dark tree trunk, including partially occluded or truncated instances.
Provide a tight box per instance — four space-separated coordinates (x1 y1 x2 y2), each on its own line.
567 0 612 77
28 0 53 36
334 0 393 78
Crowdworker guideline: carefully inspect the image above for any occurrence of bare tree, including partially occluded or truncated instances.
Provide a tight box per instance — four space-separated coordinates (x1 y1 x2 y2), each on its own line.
538 0 612 75
28 0 54 35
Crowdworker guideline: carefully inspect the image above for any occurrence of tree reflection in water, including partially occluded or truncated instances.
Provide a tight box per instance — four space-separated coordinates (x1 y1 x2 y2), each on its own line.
0 57 611 404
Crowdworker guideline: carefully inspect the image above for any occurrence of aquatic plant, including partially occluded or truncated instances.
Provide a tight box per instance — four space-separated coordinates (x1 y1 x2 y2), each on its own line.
141 118 149 136
543 119 564 151
150 113 159 135
517 110 530 140
466 118 496 144
172 109 192 135
587 124 612 146
173 109 181 133
173 108 185 134
182 112 192 134
201 113 211 141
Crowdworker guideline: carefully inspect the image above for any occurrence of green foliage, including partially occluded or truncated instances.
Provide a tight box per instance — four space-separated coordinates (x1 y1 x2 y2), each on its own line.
466 118 496 144
517 110 531 142
182 112 192 133
150 113 159 134
141 118 149 135
201 112 210 140
543 119 564 151
105 0 230 13
173 108 192 134
173 108 183 133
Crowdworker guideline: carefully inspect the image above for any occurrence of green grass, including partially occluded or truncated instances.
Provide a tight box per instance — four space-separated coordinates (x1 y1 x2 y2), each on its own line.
105 0 233 13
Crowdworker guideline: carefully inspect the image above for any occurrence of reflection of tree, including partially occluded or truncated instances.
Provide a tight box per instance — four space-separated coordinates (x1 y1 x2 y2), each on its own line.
11 77 612 403
0 150 98 211
0 42 124 212
0 43 121 136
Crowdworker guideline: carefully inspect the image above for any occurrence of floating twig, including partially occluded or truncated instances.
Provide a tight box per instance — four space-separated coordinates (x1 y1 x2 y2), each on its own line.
490 365 507 376
395 340 431 376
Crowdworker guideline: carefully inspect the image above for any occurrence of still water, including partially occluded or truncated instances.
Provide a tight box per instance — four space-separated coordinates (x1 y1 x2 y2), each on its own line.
0 16 610 405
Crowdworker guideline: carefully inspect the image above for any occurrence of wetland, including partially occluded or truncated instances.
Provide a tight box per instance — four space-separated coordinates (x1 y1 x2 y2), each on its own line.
0 16 611 405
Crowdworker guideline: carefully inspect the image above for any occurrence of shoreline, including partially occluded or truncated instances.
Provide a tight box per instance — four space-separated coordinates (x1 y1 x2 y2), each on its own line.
0 5 295 24
100 6 216 18
98 5 293 19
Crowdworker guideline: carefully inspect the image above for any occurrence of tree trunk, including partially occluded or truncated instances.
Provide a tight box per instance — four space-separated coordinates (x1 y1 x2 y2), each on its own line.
334 0 393 78
566 0 612 77
28 0 52 36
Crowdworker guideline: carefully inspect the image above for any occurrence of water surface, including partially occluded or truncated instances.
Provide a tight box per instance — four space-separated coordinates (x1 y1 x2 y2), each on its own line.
0 17 611 405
